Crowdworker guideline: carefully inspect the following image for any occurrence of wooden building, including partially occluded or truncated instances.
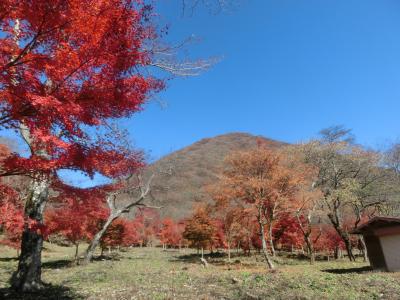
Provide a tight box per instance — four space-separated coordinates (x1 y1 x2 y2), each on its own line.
352 217 400 272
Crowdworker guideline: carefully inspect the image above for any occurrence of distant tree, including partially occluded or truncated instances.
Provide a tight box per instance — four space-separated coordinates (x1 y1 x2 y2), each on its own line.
0 200 24 254
159 218 182 249
301 127 389 261
99 219 126 254
132 208 161 247
0 143 25 255
272 213 303 252
45 186 107 264
382 143 400 216
183 205 217 256
208 183 248 261
314 225 346 258
215 145 299 269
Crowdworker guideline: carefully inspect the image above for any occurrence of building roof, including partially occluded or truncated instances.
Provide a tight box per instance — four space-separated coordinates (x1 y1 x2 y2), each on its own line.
351 217 400 235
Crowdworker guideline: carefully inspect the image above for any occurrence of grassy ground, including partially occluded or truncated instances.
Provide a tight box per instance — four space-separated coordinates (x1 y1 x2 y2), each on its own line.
1 244 400 300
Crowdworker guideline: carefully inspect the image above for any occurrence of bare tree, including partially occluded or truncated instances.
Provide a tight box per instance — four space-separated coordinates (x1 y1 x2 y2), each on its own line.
301 127 389 261
147 37 218 76
83 173 158 263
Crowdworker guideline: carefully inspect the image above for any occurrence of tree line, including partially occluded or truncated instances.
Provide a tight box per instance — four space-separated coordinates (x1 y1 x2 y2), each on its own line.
182 126 400 268
2 126 400 273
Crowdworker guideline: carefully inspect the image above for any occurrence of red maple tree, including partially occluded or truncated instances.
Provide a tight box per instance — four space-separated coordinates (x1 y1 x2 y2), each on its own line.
45 184 108 263
0 1 165 291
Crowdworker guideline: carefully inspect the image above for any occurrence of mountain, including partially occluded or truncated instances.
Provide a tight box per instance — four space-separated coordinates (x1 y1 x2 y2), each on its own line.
146 133 287 219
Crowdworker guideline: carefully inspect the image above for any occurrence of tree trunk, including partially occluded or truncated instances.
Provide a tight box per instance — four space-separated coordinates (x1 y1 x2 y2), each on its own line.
328 213 355 261
11 175 50 292
227 242 231 264
268 223 276 257
359 236 368 262
258 217 274 269
84 214 116 263
74 243 79 264
343 235 355 261
304 235 315 265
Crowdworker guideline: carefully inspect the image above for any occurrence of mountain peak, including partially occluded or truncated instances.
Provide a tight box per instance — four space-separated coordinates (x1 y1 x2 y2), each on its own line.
147 133 286 219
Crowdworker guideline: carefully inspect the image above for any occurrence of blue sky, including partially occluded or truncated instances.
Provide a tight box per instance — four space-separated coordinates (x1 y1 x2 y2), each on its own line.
5 1 400 187
123 0 400 161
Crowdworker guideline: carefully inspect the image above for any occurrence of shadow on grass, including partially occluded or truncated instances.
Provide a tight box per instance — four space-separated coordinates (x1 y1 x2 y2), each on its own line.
41 259 73 270
0 284 83 300
169 252 254 268
323 266 373 274
91 254 121 262
171 252 226 263
0 257 19 262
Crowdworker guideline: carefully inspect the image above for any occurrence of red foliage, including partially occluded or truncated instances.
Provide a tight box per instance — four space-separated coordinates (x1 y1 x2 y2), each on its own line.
0 200 24 249
314 225 345 252
100 219 126 249
0 141 24 248
45 193 107 246
133 208 160 247
121 219 139 247
158 218 183 248
0 1 164 179
183 205 220 250
273 214 303 250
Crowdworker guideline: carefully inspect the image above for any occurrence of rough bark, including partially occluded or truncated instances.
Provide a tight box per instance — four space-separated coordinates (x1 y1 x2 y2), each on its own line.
11 175 50 292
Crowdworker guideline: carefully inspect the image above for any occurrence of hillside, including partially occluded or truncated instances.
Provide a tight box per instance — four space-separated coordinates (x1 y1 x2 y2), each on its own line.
146 133 286 219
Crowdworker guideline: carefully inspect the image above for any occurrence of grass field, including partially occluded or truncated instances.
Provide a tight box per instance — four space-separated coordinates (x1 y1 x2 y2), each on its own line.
1 244 400 300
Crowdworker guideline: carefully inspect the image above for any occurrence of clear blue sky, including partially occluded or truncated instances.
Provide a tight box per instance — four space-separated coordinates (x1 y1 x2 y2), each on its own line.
124 0 400 161
6 0 400 187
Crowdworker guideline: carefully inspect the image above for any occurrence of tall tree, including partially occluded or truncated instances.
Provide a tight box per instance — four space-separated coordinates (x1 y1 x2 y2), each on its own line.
216 146 299 269
0 1 164 291
301 126 389 261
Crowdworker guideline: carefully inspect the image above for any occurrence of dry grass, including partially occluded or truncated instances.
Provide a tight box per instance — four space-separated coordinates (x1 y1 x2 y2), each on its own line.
1 244 400 299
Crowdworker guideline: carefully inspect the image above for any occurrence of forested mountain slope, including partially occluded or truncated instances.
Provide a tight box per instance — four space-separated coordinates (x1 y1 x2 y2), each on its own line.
146 133 286 219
